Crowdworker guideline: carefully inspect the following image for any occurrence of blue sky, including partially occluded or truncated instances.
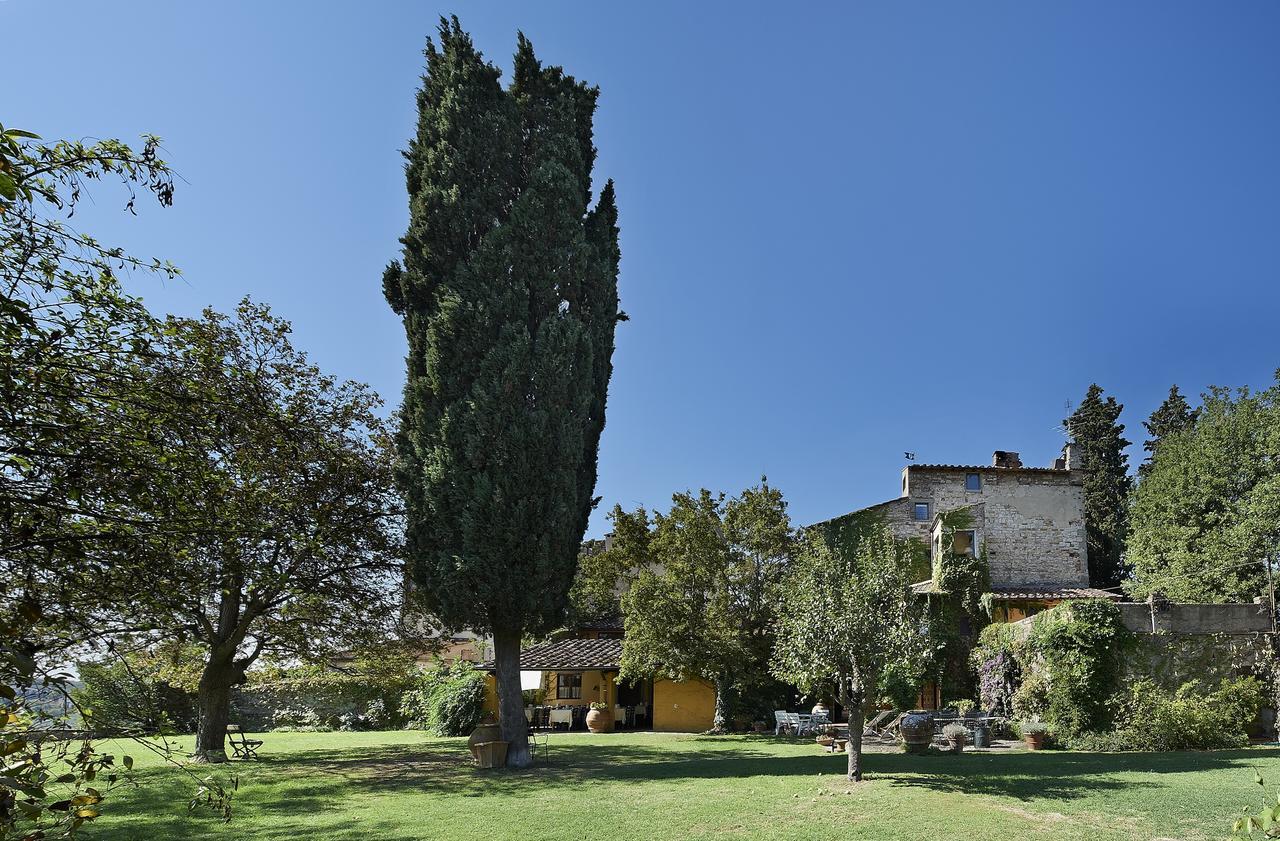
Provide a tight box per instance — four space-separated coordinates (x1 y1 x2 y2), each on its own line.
6 1 1279 537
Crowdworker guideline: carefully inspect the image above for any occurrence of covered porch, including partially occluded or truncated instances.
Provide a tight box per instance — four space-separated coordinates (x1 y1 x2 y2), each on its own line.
481 637 653 731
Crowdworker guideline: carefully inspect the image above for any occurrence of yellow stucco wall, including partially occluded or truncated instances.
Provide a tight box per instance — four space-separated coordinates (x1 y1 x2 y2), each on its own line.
542 670 615 706
652 678 715 732
482 674 499 718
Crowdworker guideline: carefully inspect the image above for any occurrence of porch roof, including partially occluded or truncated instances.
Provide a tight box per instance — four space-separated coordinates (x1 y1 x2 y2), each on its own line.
911 581 1120 600
479 637 622 672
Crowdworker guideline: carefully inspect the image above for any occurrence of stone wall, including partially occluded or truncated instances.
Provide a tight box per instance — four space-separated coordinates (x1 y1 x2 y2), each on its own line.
1117 602 1272 634
890 465 1089 588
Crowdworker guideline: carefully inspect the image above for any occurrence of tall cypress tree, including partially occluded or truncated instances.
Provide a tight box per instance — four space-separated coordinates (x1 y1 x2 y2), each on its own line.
1139 385 1198 477
1064 384 1133 589
384 19 622 767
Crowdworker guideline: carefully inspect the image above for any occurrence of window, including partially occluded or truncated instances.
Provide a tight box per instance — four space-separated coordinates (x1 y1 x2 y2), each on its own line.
556 673 582 700
952 529 976 556
965 473 981 491
913 502 930 521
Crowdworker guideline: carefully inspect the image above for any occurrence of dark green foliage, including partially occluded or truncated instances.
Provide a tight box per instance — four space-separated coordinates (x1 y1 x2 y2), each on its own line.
1064 385 1133 589
398 660 487 737
1140 385 1198 477
927 509 992 704
386 19 621 643
1128 378 1280 603
618 481 793 732
76 658 198 735
1075 676 1263 752
1024 600 1130 743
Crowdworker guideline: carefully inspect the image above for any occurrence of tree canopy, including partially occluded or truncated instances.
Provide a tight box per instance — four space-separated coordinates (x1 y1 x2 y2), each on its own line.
1064 384 1133 589
617 482 793 731
384 18 622 766
1128 379 1280 603
772 523 927 781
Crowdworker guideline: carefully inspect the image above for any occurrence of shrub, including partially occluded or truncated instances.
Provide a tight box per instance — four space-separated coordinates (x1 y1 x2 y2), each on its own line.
1017 720 1048 737
1077 676 1264 751
949 699 976 716
942 723 968 741
74 657 197 735
1010 672 1049 723
271 706 331 732
1024 600 1130 743
879 659 925 711
398 659 487 736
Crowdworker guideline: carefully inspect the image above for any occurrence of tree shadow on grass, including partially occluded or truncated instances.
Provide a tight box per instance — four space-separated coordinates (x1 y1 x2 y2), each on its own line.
870 748 1280 801
97 740 1280 841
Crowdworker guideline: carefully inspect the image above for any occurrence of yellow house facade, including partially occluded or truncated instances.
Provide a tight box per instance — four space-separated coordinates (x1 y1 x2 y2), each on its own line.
479 636 716 732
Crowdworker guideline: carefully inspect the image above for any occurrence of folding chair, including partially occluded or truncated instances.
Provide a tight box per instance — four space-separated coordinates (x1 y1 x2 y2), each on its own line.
226 724 263 760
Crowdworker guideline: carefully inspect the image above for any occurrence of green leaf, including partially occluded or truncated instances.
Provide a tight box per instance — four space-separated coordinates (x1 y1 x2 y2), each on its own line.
0 171 16 201
4 129 40 139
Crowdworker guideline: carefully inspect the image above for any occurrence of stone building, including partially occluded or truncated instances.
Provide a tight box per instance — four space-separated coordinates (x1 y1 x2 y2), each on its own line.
817 447 1115 622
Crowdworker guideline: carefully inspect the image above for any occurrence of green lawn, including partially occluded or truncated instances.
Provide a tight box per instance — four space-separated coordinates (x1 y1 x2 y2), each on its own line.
86 730 1280 841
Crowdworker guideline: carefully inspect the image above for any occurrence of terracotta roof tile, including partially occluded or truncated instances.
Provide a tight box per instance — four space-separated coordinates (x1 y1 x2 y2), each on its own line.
478 637 622 671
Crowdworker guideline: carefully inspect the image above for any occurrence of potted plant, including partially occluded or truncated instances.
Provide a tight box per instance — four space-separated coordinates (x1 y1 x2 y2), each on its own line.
752 720 768 734
942 723 968 753
1019 721 1048 750
585 701 613 733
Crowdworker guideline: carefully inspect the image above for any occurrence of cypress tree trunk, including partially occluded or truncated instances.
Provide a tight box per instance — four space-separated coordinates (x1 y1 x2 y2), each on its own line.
493 628 531 768
711 673 733 733
193 654 235 763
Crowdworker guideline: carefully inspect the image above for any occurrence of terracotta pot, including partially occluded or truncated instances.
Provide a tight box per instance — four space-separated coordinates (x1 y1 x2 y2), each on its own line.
473 740 508 769
468 722 502 760
1024 733 1046 750
947 737 966 754
586 708 613 733
899 711 934 755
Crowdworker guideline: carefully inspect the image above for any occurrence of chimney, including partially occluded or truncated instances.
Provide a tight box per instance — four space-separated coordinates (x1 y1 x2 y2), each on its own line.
992 450 1022 469
1064 442 1085 471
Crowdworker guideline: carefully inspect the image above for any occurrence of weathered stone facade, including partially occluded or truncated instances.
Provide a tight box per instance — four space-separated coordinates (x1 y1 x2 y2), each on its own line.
834 450 1091 590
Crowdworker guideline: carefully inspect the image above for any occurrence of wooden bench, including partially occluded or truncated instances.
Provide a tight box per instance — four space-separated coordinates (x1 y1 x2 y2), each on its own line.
227 724 263 760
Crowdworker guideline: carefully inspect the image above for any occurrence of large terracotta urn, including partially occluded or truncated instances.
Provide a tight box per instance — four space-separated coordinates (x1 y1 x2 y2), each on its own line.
898 711 934 755
586 706 613 733
468 720 502 760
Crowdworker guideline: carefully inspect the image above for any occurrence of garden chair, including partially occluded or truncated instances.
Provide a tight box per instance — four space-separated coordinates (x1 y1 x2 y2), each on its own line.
794 713 814 736
527 722 549 762
226 724 263 760
863 708 897 737
773 710 790 735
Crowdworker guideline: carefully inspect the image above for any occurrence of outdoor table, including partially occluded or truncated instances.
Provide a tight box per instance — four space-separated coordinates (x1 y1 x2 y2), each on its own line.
549 708 573 728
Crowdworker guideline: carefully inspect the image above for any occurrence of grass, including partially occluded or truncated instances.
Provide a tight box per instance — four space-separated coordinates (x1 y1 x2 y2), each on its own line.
85 730 1280 841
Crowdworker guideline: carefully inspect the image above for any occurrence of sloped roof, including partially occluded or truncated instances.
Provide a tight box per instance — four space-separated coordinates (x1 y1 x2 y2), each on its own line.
989 586 1119 601
910 580 1118 600
479 637 622 671
908 464 1068 473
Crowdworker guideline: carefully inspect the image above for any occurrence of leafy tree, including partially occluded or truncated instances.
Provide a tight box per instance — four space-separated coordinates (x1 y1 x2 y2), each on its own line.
1128 380 1280 603
1 123 179 650
1140 385 1198 477
384 19 622 766
104 302 405 762
773 524 928 781
617 482 792 731
1 122 233 825
1064 384 1133 589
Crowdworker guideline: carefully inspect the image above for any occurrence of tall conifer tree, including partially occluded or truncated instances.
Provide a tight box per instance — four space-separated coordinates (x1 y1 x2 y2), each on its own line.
384 19 622 767
1139 385 1198 477
1064 384 1133 589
